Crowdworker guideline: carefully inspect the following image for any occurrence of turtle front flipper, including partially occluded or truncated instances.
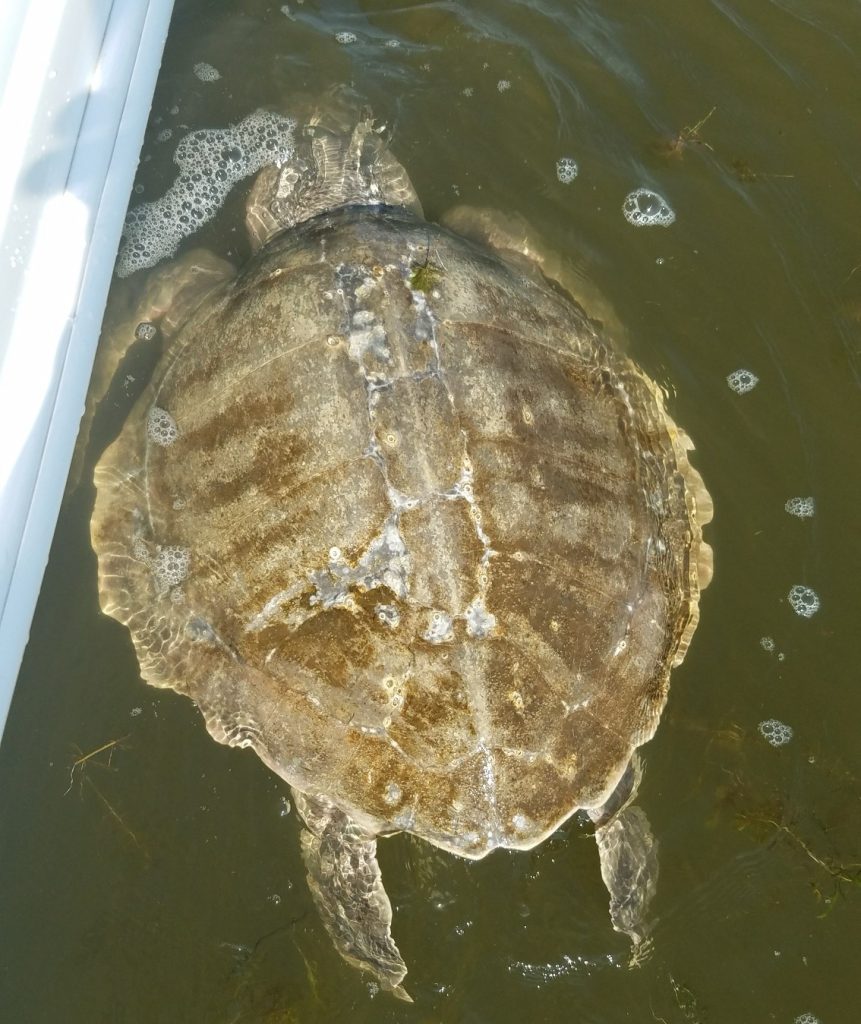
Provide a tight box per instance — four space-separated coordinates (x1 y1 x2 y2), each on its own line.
69 248 234 492
293 791 411 1001
440 204 629 348
587 757 659 947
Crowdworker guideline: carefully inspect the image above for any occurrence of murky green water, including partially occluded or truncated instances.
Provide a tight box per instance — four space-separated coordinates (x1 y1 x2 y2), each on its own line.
2 1 860 1020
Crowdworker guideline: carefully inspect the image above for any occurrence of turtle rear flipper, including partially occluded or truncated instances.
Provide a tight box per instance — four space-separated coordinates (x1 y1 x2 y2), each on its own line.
294 791 412 1001
587 756 658 946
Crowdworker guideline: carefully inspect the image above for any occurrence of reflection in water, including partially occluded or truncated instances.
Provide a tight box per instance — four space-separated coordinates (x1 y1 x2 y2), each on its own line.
1 0 859 1021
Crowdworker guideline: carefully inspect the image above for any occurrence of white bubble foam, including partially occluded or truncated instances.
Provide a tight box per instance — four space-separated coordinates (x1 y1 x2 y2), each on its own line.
193 62 221 82
556 157 578 184
152 545 190 588
788 584 820 618
117 109 296 278
794 1014 820 1024
759 636 775 652
335 31 357 44
758 719 793 747
726 368 759 394
134 321 157 342
785 496 815 518
622 188 675 227
146 406 179 447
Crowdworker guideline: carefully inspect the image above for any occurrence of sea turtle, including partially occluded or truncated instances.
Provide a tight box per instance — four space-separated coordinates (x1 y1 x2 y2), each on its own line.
87 101 713 1000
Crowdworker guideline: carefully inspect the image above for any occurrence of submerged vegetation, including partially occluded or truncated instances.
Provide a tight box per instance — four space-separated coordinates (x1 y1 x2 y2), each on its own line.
720 762 861 910
653 107 794 183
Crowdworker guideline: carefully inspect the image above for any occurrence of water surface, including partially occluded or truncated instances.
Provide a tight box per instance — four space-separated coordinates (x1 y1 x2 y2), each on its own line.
2 1 859 1021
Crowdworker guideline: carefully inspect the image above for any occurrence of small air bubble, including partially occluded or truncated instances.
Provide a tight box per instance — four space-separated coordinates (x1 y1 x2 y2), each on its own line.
788 584 820 618
727 369 759 394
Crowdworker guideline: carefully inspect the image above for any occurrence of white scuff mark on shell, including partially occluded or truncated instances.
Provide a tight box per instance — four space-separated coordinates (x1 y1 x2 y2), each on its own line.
383 782 402 806
423 610 454 644
465 598 497 638
245 581 308 632
348 321 389 365
375 603 401 628
387 484 420 511
394 808 416 830
310 515 411 609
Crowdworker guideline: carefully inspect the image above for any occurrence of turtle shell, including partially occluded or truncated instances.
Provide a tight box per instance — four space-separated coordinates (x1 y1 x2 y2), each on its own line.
92 204 712 858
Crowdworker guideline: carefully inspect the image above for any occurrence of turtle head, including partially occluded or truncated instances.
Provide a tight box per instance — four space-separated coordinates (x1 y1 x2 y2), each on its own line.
245 95 422 251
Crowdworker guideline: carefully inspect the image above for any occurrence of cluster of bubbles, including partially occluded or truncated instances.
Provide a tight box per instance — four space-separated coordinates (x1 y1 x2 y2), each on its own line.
497 80 511 92
759 636 786 661
134 321 157 342
117 109 296 277
193 62 221 82
146 406 180 447
556 157 578 184
785 496 815 518
794 1015 820 1024
726 368 759 394
788 584 820 618
335 31 357 44
152 545 190 588
758 719 793 747
622 188 675 227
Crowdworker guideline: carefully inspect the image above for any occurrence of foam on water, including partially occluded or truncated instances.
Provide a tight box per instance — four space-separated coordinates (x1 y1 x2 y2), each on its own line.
556 157 578 184
785 496 815 518
788 584 820 618
117 110 296 277
152 546 190 588
146 407 179 447
794 1015 820 1024
134 321 157 342
335 31 357 44
758 719 793 747
726 368 759 394
622 188 675 227
193 62 221 82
